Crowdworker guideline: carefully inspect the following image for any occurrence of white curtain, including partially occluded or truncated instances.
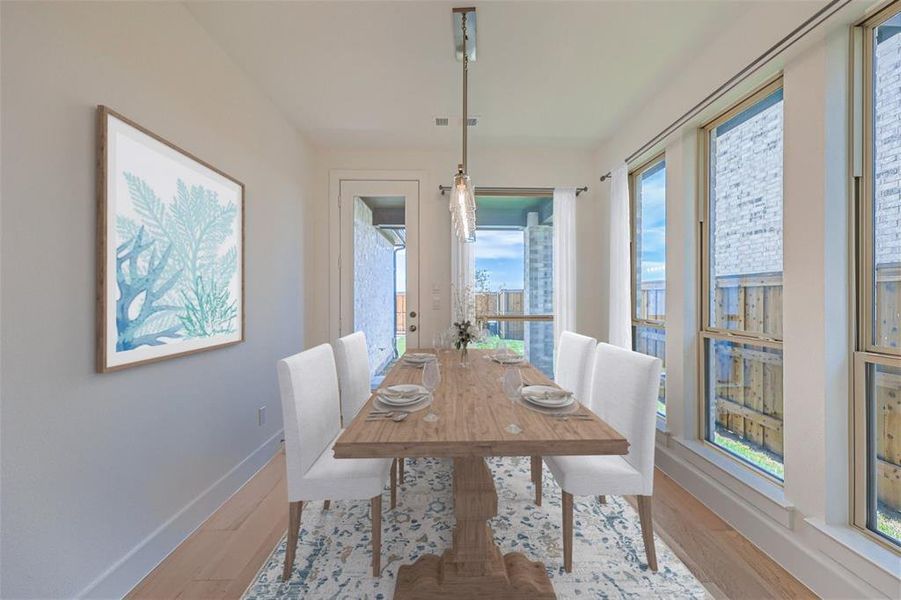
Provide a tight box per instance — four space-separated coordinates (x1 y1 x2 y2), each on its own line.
608 164 632 349
553 187 577 346
450 226 475 322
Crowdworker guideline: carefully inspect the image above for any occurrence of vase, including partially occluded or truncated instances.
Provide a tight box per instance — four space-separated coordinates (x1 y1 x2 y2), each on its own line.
459 345 469 368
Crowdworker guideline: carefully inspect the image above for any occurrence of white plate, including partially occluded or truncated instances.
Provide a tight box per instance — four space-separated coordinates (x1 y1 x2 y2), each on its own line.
379 384 429 406
521 385 575 408
403 353 436 365
491 354 525 364
373 394 434 413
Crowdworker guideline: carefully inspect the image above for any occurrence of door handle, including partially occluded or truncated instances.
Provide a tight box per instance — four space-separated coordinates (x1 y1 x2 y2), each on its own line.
409 311 417 318
409 325 417 332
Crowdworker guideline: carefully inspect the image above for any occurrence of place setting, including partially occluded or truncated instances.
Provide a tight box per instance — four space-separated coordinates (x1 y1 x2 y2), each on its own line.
400 352 437 368
487 339 527 365
368 355 441 422
502 367 590 422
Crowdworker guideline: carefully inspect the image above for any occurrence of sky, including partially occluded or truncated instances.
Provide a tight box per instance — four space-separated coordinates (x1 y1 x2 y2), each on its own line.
475 229 525 291
639 165 666 282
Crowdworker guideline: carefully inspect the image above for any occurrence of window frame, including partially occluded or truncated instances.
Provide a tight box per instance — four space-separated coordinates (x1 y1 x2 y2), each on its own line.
630 154 667 417
852 0 901 552
630 153 667 330
698 76 785 484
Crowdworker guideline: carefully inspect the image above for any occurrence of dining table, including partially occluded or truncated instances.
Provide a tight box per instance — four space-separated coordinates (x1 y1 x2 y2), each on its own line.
333 348 629 600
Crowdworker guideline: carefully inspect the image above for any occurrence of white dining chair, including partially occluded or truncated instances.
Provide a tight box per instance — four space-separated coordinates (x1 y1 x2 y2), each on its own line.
544 342 662 573
334 331 403 493
277 343 395 580
530 330 597 506
334 331 373 426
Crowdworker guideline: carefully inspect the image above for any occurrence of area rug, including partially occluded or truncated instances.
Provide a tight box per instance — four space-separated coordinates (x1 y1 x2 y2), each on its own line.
243 457 709 599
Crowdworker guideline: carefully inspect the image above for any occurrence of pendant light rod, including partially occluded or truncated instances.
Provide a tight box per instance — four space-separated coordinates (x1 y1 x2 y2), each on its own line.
461 10 469 173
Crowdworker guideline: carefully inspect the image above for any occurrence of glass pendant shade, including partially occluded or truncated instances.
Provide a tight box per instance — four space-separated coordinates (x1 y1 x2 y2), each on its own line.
450 169 476 242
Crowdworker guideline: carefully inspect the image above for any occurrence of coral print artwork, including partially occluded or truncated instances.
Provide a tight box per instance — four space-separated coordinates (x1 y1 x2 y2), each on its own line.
97 107 244 371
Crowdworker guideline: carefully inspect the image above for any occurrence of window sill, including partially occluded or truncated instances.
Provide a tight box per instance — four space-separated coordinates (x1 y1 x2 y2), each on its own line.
805 518 901 583
665 437 794 528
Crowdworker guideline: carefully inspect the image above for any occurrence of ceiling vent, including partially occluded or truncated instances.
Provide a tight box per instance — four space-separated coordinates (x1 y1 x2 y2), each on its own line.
434 117 479 127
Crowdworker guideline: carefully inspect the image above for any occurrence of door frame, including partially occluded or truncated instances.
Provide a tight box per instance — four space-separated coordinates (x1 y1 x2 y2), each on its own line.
328 170 427 347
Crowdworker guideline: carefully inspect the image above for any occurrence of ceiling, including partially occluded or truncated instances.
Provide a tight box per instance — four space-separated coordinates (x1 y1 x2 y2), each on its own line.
186 1 823 150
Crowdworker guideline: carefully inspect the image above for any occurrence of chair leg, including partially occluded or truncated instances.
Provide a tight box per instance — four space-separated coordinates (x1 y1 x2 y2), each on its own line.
636 495 657 572
390 458 398 509
283 501 303 581
371 495 382 577
562 492 573 573
398 458 405 484
531 456 543 506
598 495 606 505
323 499 330 510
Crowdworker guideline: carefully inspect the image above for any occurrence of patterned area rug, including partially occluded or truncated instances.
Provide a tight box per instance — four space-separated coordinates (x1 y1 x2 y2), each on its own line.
244 457 709 599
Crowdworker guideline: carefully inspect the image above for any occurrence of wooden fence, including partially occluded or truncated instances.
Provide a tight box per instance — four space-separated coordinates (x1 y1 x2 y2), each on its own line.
875 265 900 512
639 271 899 514
475 290 525 340
709 274 785 461
396 293 406 335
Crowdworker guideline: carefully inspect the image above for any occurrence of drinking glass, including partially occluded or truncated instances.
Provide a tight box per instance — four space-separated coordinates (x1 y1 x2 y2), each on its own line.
422 359 440 393
502 366 522 399
502 367 523 434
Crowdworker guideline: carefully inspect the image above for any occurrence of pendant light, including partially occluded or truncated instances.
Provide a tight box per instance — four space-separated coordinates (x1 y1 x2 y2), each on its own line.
450 7 477 243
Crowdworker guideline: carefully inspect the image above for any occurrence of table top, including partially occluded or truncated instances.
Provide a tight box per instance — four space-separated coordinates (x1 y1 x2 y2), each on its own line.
333 348 629 459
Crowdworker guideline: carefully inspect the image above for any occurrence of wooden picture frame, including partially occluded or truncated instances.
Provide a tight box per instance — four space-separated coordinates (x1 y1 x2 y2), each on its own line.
97 106 245 372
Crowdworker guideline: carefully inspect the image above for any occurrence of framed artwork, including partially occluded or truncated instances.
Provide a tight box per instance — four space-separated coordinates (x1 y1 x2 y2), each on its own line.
97 106 244 372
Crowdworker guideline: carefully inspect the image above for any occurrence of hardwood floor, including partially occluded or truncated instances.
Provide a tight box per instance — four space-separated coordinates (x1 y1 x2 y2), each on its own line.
127 452 816 600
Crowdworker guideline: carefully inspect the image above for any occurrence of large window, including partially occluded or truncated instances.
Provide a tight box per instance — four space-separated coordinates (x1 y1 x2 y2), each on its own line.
472 196 554 377
701 80 784 480
630 156 666 418
854 1 901 549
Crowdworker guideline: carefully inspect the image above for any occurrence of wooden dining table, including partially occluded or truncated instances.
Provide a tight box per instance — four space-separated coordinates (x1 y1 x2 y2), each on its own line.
333 348 628 599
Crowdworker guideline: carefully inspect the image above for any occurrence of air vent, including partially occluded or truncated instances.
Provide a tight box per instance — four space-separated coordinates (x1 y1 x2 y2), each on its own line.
434 116 479 127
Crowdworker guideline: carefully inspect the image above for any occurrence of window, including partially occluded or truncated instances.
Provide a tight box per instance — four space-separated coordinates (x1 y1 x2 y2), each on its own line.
472 196 554 377
701 80 784 481
630 156 667 418
854 0 901 549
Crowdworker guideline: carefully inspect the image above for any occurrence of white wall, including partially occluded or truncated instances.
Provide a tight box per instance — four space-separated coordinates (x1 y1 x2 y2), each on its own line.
588 2 900 597
307 146 600 348
0 2 311 598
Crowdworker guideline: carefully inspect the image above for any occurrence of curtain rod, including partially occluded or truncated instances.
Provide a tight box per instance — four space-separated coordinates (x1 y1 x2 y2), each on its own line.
438 185 588 197
599 0 851 181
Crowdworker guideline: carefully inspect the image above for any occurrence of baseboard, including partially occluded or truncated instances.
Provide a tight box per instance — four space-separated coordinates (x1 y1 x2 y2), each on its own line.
655 440 891 599
76 430 284 600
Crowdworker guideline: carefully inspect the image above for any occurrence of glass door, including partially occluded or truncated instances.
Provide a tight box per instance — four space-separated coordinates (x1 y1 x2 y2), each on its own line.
471 195 555 377
339 180 419 387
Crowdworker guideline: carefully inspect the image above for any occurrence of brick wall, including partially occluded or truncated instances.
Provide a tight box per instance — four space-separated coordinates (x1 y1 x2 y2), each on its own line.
711 94 784 278
353 198 397 375
524 211 554 376
876 29 901 269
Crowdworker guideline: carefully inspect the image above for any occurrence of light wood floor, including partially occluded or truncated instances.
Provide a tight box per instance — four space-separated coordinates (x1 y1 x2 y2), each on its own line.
127 452 816 599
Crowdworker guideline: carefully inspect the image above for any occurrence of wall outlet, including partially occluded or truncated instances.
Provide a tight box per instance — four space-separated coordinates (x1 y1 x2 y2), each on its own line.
258 406 266 426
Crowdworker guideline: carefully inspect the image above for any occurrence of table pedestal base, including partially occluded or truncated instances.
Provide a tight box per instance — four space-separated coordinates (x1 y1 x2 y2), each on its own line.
394 457 556 600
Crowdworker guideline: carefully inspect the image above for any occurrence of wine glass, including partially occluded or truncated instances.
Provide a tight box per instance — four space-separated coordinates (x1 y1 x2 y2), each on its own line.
422 358 441 423
502 366 522 399
502 367 523 434
422 359 440 393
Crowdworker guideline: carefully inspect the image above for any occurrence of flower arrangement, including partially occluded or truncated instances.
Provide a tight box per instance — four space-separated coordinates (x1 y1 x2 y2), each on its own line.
450 283 485 364
453 319 477 357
